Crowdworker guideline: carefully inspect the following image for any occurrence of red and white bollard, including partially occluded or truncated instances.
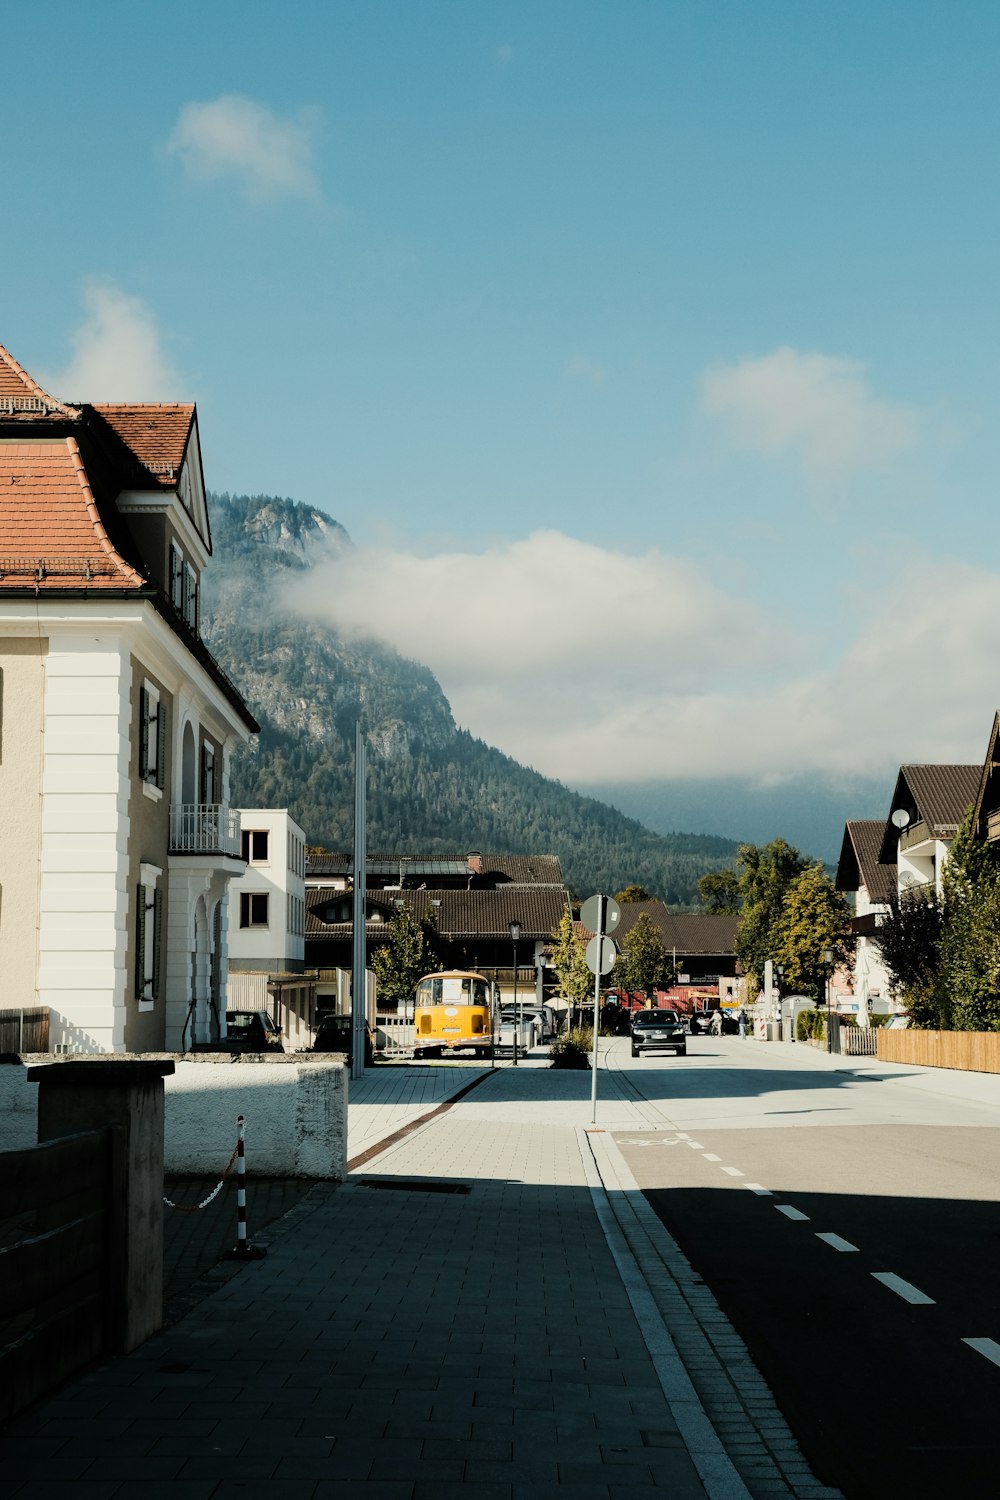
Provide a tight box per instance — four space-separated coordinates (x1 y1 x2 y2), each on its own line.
224 1114 266 1261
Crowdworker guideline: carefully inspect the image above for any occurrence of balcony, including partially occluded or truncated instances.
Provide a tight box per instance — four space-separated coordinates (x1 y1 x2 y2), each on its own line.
170 804 242 857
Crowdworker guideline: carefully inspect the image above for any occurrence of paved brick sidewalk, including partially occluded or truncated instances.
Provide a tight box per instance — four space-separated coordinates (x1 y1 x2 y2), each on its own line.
0 1057 835 1498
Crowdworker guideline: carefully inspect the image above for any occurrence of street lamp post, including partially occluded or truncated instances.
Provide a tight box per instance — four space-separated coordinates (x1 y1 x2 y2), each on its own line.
823 947 834 1052
510 921 521 1067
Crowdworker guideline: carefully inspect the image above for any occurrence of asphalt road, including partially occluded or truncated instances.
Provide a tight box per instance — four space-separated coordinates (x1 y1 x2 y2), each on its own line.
605 1036 1000 1500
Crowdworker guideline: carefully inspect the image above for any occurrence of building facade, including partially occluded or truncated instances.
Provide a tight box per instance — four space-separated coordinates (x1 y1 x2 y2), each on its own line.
0 344 258 1052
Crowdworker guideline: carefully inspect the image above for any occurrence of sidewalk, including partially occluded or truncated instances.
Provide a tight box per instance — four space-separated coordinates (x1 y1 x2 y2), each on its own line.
1 1056 840 1499
743 1033 1000 1112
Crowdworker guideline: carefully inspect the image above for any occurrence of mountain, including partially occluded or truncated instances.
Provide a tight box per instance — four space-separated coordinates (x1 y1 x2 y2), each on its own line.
202 493 739 905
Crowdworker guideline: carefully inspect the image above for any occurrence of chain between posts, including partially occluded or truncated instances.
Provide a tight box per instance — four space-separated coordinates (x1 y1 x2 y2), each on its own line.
163 1138 241 1212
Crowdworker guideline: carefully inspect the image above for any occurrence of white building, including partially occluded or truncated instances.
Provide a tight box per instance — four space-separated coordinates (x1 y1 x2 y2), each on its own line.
0 343 259 1053
227 809 306 974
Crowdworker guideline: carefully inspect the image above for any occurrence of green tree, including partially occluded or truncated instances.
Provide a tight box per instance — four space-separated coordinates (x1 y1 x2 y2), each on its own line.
734 839 809 998
698 869 740 914
873 884 944 1027
371 903 438 1010
613 914 677 1001
772 864 853 1000
549 908 593 1012
615 884 651 903
937 811 1000 1031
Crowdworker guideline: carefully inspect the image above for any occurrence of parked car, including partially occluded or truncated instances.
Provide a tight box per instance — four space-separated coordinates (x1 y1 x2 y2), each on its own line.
630 1009 687 1058
883 1014 910 1030
313 1012 375 1067
688 1010 721 1036
225 1010 283 1050
496 1010 538 1055
516 1003 558 1040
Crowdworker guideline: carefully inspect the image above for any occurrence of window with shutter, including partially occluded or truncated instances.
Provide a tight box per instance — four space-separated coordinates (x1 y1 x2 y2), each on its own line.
135 884 146 999
156 700 167 790
151 888 163 999
169 543 183 610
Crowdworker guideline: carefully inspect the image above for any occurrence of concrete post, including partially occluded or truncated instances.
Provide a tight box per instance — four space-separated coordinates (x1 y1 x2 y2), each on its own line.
29 1059 175 1352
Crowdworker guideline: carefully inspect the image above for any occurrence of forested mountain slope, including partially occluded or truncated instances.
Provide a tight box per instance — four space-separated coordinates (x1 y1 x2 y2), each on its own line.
202 493 737 905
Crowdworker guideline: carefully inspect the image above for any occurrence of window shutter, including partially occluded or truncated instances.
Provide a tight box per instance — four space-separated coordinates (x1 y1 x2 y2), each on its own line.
169 544 182 609
156 701 168 790
139 688 150 780
190 575 199 631
151 888 164 999
181 563 191 622
135 885 146 998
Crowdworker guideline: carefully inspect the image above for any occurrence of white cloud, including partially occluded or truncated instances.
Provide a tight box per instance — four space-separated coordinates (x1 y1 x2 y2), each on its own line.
496 43 515 64
284 535 998 788
166 94 321 202
701 346 918 478
39 282 187 401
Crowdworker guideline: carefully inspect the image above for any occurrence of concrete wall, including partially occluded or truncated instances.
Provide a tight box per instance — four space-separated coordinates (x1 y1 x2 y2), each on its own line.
0 1053 347 1179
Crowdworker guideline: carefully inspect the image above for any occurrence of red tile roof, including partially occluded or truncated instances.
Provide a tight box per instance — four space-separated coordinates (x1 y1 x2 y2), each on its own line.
0 344 79 421
0 437 145 589
92 404 194 486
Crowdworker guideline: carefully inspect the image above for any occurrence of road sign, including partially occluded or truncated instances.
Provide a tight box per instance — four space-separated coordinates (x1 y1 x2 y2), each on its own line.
585 935 617 975
580 894 622 935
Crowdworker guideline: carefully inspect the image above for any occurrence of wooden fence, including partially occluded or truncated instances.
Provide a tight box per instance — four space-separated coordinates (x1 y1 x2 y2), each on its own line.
0 1127 125 1421
0 1007 49 1053
877 1029 1000 1074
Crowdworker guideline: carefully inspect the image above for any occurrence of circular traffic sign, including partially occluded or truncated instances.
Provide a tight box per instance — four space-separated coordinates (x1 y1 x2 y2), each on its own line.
585 935 617 976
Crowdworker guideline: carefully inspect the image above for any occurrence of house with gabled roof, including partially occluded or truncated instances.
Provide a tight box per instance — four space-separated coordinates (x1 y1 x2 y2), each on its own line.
0 343 258 1053
305 854 571 1013
878 764 980 897
835 820 896 1016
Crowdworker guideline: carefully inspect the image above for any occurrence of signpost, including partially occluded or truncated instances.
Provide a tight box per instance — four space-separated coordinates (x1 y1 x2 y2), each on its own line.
582 894 620 1122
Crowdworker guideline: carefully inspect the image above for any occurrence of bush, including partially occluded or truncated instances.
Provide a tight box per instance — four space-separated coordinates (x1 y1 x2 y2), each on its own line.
796 1010 826 1041
550 1027 593 1069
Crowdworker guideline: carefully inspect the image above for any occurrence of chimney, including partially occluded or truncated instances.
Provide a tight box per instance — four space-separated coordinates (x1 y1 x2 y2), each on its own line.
466 850 483 875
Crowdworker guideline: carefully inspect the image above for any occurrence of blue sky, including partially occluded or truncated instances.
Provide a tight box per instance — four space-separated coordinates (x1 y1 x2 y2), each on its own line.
7 2 1000 809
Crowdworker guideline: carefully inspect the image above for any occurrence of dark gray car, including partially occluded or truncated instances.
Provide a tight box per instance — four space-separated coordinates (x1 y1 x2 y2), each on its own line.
630 1008 687 1058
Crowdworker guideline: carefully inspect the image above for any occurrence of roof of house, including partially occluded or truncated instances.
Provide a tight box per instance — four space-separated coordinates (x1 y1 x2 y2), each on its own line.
306 884 569 941
92 404 195 486
836 820 896 903
878 764 981 863
0 345 79 421
305 852 565 886
0 437 146 589
580 899 739 956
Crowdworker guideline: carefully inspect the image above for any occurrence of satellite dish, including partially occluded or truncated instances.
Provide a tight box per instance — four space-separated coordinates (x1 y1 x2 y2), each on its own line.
891 808 910 830
898 871 918 889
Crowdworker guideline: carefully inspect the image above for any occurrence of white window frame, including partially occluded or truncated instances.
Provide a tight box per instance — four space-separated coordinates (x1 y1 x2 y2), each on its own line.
136 863 163 1011
139 681 166 800
240 891 270 929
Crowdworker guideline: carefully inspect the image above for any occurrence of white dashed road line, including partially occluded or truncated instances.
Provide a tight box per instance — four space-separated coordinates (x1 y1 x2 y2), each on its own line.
962 1337 1000 1368
871 1271 935 1305
744 1184 772 1196
775 1205 810 1221
815 1232 859 1253
721 1165 744 1177
702 1153 722 1162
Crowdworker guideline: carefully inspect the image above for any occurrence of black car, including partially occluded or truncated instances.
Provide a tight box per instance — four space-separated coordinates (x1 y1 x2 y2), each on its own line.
225 1010 283 1050
312 1012 375 1068
630 1008 687 1057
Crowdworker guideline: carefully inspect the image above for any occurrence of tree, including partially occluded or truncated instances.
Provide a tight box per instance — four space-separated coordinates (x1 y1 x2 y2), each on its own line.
873 885 944 1028
613 914 676 1001
371 903 438 1011
734 839 809 997
615 884 651 904
549 908 593 1013
698 870 740 915
937 811 1000 1032
772 864 853 1000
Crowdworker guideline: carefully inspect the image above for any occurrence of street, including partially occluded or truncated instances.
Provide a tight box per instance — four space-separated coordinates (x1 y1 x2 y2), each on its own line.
603 1034 1000 1499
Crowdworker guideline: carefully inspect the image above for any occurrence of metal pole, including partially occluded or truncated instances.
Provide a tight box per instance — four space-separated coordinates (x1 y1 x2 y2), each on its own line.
224 1115 265 1260
351 722 367 1082
590 894 605 1123
512 940 519 1066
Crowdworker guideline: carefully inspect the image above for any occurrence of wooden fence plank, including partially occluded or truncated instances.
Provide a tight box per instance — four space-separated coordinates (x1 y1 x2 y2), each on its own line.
877 1029 1000 1073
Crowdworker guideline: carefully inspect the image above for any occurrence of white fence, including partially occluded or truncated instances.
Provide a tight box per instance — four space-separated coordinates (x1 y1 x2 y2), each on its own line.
376 1017 415 1057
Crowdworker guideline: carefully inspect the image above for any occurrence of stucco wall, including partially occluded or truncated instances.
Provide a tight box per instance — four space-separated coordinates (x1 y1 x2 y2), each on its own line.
0 638 46 1008
0 1053 347 1179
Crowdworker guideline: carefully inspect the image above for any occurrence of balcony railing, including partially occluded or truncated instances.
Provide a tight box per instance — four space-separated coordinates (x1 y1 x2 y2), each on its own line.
170 804 241 857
